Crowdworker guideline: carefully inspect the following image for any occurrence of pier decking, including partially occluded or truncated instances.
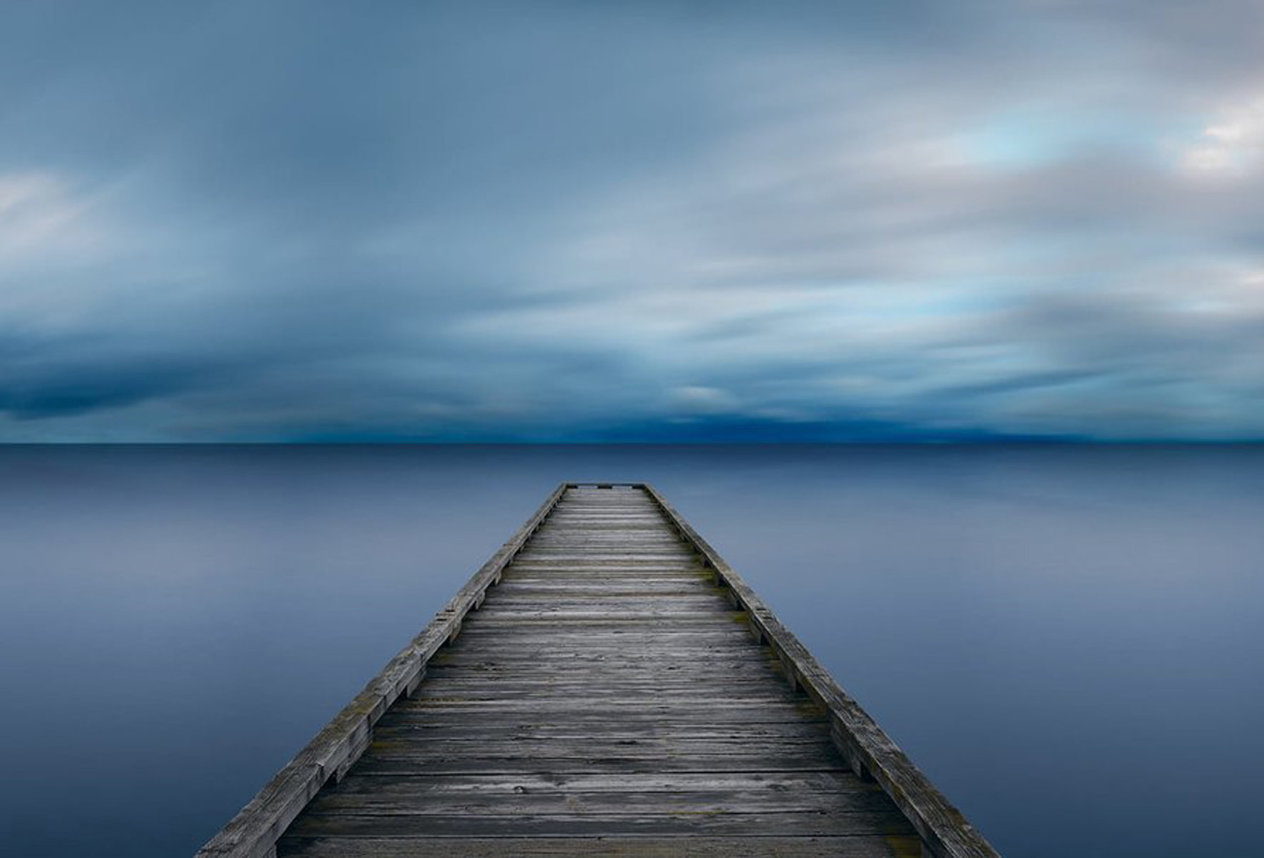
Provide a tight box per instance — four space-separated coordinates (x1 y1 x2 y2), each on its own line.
198 484 997 858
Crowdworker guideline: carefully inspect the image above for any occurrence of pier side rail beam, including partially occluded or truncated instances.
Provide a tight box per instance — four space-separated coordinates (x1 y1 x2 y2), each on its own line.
195 483 570 858
641 482 1001 858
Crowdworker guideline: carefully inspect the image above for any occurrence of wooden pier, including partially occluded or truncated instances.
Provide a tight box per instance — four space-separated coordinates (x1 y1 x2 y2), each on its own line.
198 483 998 858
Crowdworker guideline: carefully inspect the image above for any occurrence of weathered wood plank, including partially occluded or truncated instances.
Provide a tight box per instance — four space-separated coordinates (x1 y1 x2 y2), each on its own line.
470 606 736 615
426 652 783 669
404 679 799 695
277 835 924 858
304 788 900 817
427 653 784 670
281 808 917 838
324 771 872 793
310 771 897 802
490 582 715 595
361 736 842 761
368 725 837 743
371 723 834 741
352 752 845 775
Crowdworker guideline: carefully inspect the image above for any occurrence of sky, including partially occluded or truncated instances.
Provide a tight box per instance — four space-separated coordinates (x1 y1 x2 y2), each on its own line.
2 1 1263 442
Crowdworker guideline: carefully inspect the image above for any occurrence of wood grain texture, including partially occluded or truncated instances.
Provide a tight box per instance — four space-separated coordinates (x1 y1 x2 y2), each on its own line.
277 836 925 857
199 483 996 858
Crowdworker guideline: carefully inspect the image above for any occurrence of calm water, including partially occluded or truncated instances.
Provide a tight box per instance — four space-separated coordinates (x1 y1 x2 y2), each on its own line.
1 444 1261 857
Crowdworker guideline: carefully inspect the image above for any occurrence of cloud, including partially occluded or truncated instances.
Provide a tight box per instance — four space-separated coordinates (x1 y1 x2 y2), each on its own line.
667 386 740 417
1 2 1263 440
1180 95 1264 175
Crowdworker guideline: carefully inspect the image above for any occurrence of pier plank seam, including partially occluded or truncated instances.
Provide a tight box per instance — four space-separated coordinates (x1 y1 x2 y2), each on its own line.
197 483 998 858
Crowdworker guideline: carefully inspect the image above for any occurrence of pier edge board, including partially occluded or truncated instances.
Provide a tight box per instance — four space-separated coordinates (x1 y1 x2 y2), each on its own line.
194 483 570 858
640 482 1000 858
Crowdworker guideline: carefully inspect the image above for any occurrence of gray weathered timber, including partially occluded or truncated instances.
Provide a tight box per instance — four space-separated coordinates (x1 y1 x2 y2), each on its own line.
197 483 997 858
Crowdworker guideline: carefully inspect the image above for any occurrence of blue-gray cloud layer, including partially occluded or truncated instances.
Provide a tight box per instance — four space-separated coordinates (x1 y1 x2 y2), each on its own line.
3 1 1263 441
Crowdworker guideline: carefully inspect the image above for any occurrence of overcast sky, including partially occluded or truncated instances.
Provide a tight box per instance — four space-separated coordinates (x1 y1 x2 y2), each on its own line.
2 1 1263 441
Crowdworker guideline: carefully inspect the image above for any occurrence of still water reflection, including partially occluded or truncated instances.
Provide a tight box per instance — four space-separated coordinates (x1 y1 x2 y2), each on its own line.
1 445 1261 857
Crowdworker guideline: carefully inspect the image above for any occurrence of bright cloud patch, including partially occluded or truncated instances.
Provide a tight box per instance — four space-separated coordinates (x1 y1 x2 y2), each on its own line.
1181 95 1264 174
0 172 102 258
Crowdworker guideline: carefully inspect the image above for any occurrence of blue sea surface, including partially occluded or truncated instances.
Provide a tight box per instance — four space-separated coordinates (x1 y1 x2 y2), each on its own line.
1 444 1261 857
